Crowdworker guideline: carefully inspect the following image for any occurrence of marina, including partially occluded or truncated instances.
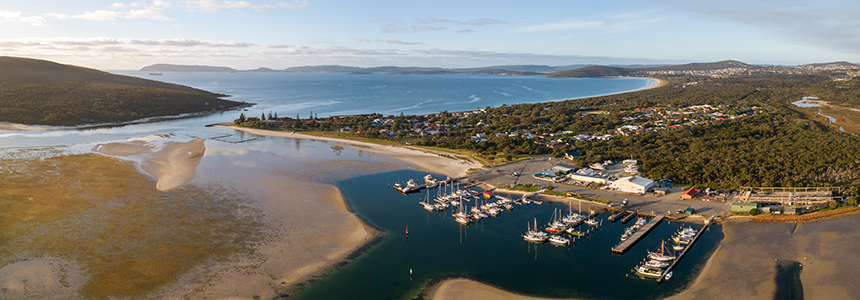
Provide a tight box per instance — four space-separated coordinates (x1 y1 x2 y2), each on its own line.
288 170 724 300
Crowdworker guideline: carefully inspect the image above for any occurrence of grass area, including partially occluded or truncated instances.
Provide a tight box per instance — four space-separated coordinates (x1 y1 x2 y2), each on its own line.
817 105 860 135
0 152 267 298
506 183 541 193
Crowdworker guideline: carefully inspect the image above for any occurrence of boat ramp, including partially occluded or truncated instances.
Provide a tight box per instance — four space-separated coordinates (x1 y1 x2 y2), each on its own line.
611 214 665 254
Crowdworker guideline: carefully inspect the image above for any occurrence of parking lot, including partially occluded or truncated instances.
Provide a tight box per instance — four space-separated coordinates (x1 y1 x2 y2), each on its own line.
468 156 731 216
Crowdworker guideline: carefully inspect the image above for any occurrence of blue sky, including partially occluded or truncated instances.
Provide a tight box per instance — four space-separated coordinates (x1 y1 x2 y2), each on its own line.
1 0 858 70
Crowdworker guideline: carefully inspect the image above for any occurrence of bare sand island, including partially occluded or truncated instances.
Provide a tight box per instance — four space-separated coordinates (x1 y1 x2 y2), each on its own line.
92 138 205 191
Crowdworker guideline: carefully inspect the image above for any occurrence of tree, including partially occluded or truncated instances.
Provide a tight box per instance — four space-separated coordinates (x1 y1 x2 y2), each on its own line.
749 208 759 216
261 112 266 120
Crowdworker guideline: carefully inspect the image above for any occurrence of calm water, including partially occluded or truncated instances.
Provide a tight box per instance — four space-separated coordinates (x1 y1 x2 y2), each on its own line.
288 170 723 300
0 73 650 148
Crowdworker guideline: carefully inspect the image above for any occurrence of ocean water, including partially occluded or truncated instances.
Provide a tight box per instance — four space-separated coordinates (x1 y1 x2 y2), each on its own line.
0 73 650 147
288 170 723 300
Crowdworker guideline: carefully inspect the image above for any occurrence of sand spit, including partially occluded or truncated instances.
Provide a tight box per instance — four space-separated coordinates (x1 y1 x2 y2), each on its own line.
92 138 205 191
215 126 472 178
428 278 583 300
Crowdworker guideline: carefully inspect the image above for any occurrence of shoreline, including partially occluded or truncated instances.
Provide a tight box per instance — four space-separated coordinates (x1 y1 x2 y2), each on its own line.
214 125 474 178
0 103 253 133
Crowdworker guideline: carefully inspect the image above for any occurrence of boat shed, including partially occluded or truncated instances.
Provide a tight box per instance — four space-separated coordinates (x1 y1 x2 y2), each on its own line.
610 176 655 194
731 202 759 212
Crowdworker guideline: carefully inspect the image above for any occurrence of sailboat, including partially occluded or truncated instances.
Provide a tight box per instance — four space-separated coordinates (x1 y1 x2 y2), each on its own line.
421 189 435 211
523 218 549 243
647 240 677 262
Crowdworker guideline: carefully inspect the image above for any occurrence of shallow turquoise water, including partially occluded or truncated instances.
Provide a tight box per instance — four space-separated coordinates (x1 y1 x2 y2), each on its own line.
287 169 723 300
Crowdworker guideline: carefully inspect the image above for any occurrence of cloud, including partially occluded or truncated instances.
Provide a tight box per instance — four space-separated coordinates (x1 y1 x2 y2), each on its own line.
72 10 126 21
385 40 423 45
416 17 505 26
277 0 310 9
455 29 474 33
153 0 171 6
383 24 446 33
0 37 255 48
0 10 47 26
512 19 603 32
184 0 277 11
126 7 171 20
656 0 860 54
71 5 171 21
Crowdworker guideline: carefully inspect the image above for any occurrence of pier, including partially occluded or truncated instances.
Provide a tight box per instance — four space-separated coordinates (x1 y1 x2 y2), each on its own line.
209 134 259 144
608 211 627 222
620 211 637 224
657 216 714 283
611 214 664 254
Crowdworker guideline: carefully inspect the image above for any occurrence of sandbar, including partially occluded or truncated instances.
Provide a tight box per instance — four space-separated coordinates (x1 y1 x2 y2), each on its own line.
92 138 205 191
215 125 473 178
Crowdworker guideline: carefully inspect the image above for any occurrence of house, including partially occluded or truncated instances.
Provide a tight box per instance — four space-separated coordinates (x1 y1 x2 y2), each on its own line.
681 187 700 200
564 151 581 160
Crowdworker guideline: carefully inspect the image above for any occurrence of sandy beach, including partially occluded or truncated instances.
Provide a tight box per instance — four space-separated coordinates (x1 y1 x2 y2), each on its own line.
215 125 474 178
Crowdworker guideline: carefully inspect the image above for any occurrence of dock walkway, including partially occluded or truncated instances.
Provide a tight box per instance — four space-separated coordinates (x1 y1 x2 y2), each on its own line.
657 217 714 283
611 214 664 254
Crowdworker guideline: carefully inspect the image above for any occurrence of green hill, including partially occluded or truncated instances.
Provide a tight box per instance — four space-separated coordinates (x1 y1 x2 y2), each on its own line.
0 57 245 126
543 65 633 78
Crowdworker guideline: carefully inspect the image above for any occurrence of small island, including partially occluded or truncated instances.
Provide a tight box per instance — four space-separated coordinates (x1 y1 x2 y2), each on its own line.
0 57 247 126
347 71 374 75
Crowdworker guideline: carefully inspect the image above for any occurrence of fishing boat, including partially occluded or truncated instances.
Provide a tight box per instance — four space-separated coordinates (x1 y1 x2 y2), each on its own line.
548 235 570 246
584 218 599 226
635 265 667 278
523 218 549 243
648 241 677 262
424 174 437 184
672 234 692 245
622 198 629 206
645 260 669 268
565 228 585 236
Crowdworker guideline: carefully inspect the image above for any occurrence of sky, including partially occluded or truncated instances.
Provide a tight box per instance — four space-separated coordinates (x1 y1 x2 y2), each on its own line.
1 0 858 70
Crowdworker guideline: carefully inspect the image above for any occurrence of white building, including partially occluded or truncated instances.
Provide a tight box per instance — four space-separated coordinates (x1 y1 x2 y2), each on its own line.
568 173 609 184
610 176 655 194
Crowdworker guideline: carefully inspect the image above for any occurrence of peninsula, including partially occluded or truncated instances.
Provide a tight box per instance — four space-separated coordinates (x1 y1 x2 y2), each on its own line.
0 57 246 126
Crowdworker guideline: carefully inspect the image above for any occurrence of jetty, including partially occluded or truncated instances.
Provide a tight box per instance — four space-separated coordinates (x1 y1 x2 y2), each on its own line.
620 211 637 224
209 134 259 144
657 216 714 283
611 214 664 254
399 177 469 194
608 211 627 222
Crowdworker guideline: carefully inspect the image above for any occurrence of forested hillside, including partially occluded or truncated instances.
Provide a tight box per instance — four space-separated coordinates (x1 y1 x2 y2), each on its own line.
0 57 245 126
